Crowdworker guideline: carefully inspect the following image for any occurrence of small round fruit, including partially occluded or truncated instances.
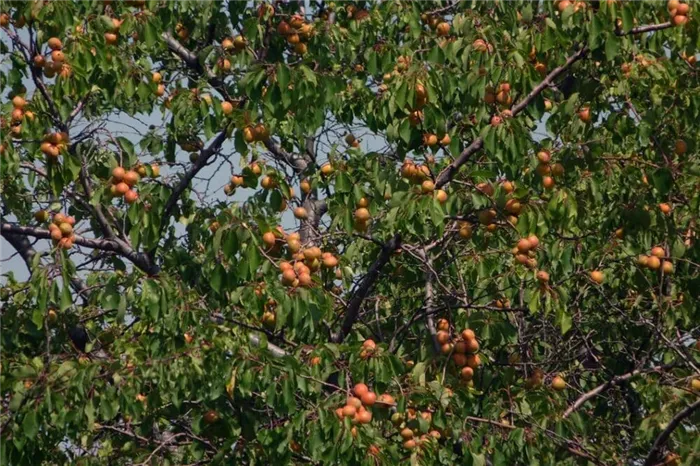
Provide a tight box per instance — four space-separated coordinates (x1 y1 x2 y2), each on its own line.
659 203 672 215
360 391 376 406
294 207 308 219
123 171 140 187
590 270 604 284
354 207 370 222
221 101 234 115
436 330 450 344
203 410 219 424
357 409 372 424
400 428 414 440
124 190 139 204
542 176 555 190
651 246 665 258
421 180 435 193
462 337 478 353
262 231 276 248
578 107 591 123
674 140 687 155
551 376 566 391
517 239 532 253
536 270 550 283
537 151 551 164
115 182 130 196
662 261 674 274
48 37 63 50
460 366 474 380
35 210 49 222
453 353 467 367
646 256 661 270
353 383 369 397
458 223 473 239
320 163 334 176
436 22 450 36
461 329 475 341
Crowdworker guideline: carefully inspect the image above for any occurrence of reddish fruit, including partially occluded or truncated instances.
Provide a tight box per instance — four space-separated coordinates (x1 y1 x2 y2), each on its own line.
360 391 376 406
124 190 139 204
115 182 129 196
646 256 661 270
590 270 604 284
123 170 139 186
48 37 63 50
353 383 369 397
461 366 474 380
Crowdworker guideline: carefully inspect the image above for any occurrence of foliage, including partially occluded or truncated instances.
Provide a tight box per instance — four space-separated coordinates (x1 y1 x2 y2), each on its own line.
1 1 700 465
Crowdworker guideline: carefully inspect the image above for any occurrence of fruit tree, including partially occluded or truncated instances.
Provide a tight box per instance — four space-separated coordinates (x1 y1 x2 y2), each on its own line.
2 1 700 465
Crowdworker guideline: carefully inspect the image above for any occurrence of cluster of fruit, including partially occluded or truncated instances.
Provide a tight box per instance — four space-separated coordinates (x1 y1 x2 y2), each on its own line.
151 71 166 97
279 246 338 288
242 123 269 144
435 319 481 381
419 12 450 36
399 160 449 204
638 246 674 274
39 131 69 159
485 82 513 108
334 383 395 426
47 212 77 249
524 368 567 391
510 235 542 270
353 197 379 232
554 0 587 13
533 149 565 191
276 14 313 55
32 37 71 79
109 167 140 203
103 16 122 45
359 339 377 359
261 298 277 330
668 0 691 25
7 97 28 140
394 408 442 450
223 162 263 195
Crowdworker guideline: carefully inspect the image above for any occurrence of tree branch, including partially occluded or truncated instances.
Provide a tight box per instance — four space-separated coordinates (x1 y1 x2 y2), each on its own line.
434 45 589 189
2 223 158 275
562 365 671 419
331 234 401 343
156 129 229 242
616 22 673 37
642 399 700 466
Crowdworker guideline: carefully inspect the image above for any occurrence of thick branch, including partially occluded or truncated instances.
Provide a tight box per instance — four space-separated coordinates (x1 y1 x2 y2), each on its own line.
248 333 288 358
2 223 158 276
157 129 228 240
642 399 700 466
162 32 217 82
434 46 588 189
264 139 311 173
331 234 401 343
563 365 670 419
616 22 673 37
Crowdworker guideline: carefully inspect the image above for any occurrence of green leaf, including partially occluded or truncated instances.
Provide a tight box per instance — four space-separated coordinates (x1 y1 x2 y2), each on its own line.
605 33 620 61
22 411 38 439
652 168 673 195
277 64 290 90
335 172 352 193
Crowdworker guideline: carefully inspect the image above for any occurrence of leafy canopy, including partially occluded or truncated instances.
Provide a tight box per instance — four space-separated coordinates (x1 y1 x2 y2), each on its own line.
1 1 700 465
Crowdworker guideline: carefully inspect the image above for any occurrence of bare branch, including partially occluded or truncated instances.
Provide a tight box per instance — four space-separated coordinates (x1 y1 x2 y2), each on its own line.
642 399 700 466
616 22 673 37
